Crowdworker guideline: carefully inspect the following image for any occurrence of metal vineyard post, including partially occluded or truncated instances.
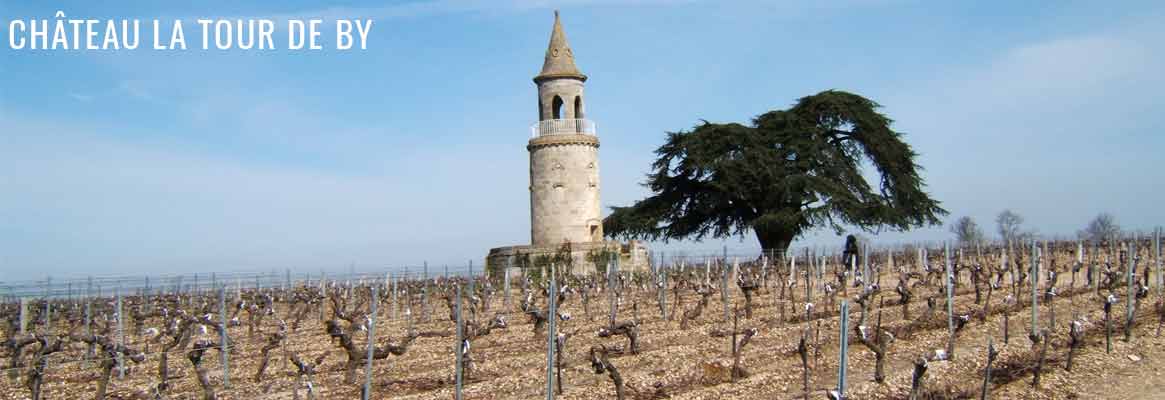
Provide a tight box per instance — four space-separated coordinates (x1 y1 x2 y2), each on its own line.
116 285 125 379
546 263 558 400
456 283 464 400
220 285 230 389
837 300 850 398
364 285 379 400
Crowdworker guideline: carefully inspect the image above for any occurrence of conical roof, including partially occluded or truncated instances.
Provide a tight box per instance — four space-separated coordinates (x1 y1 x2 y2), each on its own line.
535 11 587 83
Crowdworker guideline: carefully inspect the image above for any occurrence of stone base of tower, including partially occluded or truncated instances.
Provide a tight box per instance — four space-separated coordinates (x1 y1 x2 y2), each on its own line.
485 240 649 278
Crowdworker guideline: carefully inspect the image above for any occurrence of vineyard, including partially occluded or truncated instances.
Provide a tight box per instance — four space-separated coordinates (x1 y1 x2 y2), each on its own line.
3 236 1164 399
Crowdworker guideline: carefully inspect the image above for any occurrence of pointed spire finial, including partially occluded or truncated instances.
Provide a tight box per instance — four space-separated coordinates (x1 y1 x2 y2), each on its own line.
535 11 586 83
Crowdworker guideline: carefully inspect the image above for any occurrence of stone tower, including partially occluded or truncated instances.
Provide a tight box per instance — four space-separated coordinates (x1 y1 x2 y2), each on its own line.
486 12 647 276
528 11 602 247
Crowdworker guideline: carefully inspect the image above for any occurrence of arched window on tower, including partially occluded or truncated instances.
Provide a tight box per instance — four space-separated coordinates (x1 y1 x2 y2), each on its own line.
552 95 564 119
574 96 584 119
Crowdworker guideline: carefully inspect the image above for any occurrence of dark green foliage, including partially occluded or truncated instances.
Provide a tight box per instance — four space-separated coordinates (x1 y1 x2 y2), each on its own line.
529 242 574 281
586 246 618 275
603 90 946 253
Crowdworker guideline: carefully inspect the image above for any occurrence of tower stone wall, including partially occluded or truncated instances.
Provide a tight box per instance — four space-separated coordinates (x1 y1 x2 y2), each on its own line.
529 135 601 247
537 79 585 119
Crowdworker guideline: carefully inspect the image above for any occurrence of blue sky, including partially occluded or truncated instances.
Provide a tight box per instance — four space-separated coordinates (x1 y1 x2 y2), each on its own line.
2 0 1163 281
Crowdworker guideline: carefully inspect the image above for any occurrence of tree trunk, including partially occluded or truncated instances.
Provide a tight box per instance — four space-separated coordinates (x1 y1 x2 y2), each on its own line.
756 226 795 258
157 349 170 393
96 361 115 400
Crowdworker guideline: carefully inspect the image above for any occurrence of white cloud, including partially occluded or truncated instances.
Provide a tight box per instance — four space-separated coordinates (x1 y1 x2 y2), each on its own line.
890 24 1164 141
67 92 94 102
117 80 159 102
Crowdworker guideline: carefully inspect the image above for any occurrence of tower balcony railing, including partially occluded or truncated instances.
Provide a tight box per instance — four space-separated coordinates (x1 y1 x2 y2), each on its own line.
530 118 596 138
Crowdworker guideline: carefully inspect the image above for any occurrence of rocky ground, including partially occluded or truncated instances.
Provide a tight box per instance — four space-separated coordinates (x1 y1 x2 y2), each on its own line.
4 250 1163 399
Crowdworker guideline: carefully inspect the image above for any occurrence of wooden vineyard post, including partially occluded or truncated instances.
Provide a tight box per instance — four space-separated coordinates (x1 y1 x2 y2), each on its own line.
1031 241 1039 337
1151 228 1160 297
917 247 924 275
424 262 432 323
1001 248 1011 344
1090 242 1099 291
887 249 894 289
837 300 850 399
468 263 476 320
363 285 379 400
981 338 998 400
86 275 93 322
852 255 862 296
175 275 184 306
144 276 151 314
659 265 668 320
391 274 398 320
319 270 326 321
116 285 125 379
863 243 870 288
406 286 415 334
1126 241 1136 342
724 245 730 281
649 251 656 277
722 259 731 322
819 253 825 284
1032 329 1050 388
1078 241 1085 283
909 356 928 400
797 333 809 400
504 257 512 310
761 254 768 289
452 283 463 400
609 255 618 326
384 271 391 307
705 258 711 286
945 242 955 353
19 297 27 335
1155 227 1162 297
1104 293 1115 353
43 278 52 335
804 252 812 323
84 292 92 365
220 285 230 389
546 263 558 400
924 246 929 275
